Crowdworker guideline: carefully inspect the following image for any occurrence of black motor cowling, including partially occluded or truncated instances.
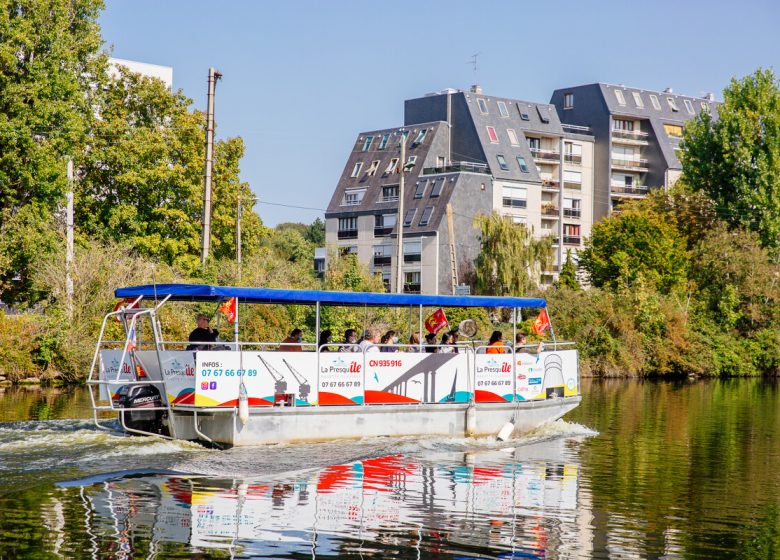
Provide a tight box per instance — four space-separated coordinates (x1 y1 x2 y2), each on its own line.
114 384 169 436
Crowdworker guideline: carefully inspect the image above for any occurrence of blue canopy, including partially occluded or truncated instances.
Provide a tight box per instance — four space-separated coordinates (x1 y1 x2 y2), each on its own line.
115 283 546 309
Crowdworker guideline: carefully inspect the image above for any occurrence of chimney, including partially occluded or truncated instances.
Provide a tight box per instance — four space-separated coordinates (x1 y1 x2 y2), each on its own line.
470 84 482 94
663 87 674 94
705 93 715 102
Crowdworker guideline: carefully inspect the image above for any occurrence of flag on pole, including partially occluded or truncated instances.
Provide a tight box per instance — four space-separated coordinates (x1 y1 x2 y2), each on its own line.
424 308 448 334
531 309 551 336
219 297 238 324
126 322 137 352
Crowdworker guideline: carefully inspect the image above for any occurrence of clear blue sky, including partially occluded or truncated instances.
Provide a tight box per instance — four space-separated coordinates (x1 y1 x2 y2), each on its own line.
100 0 779 227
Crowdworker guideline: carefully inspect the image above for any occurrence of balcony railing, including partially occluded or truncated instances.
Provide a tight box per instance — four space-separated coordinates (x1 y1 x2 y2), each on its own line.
611 157 649 170
564 154 582 164
563 235 581 245
542 206 559 216
373 226 393 237
542 179 560 190
403 284 421 294
563 208 581 219
530 148 560 162
421 161 489 175
502 198 527 209
337 230 358 240
380 195 399 203
611 129 650 143
610 184 650 196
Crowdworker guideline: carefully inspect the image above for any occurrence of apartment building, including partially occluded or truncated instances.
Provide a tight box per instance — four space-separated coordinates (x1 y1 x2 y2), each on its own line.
550 83 718 219
325 86 596 294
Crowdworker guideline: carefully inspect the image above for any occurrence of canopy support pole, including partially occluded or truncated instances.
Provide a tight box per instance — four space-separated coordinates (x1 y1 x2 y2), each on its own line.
315 301 321 350
418 305 423 351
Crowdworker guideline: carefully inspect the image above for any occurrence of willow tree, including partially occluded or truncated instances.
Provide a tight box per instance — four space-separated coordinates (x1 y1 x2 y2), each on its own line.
472 212 553 296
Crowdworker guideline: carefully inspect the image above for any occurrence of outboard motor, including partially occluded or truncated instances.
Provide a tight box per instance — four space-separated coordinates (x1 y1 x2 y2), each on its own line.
114 384 169 436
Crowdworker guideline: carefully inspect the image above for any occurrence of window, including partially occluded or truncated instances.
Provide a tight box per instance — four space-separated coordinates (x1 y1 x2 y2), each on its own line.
563 198 581 219
496 154 509 171
397 130 410 145
563 224 581 245
664 123 683 138
373 244 392 266
430 178 444 197
667 97 679 112
350 162 363 177
497 101 509 117
536 105 550 124
502 186 527 209
477 98 488 114
374 213 396 236
404 155 417 171
366 160 380 177
436 156 445 167
512 216 527 225
517 104 530 120
486 126 499 143
624 175 634 187
684 99 695 114
632 92 644 108
403 208 416 227
342 189 365 206
614 89 626 105
362 136 374 151
613 119 634 131
527 137 541 151
385 158 399 174
516 156 529 173
507 129 520 146
403 240 422 261
419 206 434 226
378 134 390 150
650 95 661 110
564 142 582 164
564 170 582 184
381 185 399 202
701 101 711 114
414 180 427 199
338 217 358 239
412 128 427 146
404 271 421 293
563 93 574 109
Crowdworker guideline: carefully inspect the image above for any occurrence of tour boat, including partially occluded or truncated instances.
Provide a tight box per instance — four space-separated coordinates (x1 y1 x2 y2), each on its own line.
88 284 581 447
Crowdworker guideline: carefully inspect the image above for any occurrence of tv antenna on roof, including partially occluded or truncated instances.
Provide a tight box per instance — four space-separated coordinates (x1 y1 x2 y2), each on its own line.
468 52 481 74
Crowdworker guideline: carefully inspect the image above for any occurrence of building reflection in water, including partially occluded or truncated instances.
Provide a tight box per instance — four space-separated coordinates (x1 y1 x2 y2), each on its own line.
66 439 591 558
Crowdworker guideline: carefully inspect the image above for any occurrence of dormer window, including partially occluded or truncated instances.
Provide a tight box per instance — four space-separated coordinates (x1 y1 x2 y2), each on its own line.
342 189 365 206
404 156 417 171
496 154 509 171
497 101 509 117
430 179 444 197
536 106 550 124
385 158 399 174
507 129 520 146
615 89 626 106
650 95 661 110
667 97 679 112
563 93 574 109
366 160 380 177
486 126 499 143
378 134 390 150
362 136 374 151
684 99 695 114
419 206 434 226
411 129 427 146
517 104 531 121
632 92 644 108
477 98 488 114
350 162 363 178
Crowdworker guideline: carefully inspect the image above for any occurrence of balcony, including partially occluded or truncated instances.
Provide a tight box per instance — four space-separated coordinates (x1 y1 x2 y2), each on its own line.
610 184 650 197
421 161 489 175
337 229 358 240
563 235 581 245
564 154 582 165
611 157 649 172
380 195 399 203
563 208 581 219
611 129 650 145
530 148 560 163
542 179 560 191
373 226 393 237
542 205 559 216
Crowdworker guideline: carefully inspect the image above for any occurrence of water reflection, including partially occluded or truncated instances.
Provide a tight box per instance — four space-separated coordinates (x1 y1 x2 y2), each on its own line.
57 438 587 558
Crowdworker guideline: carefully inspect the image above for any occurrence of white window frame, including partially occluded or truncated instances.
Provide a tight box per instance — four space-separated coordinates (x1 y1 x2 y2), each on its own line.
477 98 488 114
684 99 695 114
496 154 509 171
362 136 374 151
650 95 661 111
516 156 529 173
497 101 509 117
667 97 679 112
412 129 427 146
350 162 363 178
507 128 520 146
563 93 574 109
342 189 366 206
381 184 399 202
615 89 626 105
632 92 644 108
563 170 582 184
366 160 380 177
385 158 399 174
404 156 417 171
378 134 389 150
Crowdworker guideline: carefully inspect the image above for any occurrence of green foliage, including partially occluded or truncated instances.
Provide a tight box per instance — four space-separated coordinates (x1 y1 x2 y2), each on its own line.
555 250 580 290
304 217 326 246
682 68 780 255
579 201 689 293
472 212 552 296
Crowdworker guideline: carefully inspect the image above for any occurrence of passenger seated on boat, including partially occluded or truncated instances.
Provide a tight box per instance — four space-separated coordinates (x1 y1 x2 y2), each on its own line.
186 314 219 351
407 332 421 352
424 332 437 353
280 328 303 352
515 333 543 354
339 329 359 352
486 331 506 354
449 329 460 354
318 330 333 352
439 332 454 353
380 330 398 352
359 329 380 353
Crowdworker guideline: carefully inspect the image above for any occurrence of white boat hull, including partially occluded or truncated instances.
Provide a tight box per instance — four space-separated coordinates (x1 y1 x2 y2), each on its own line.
168 397 581 446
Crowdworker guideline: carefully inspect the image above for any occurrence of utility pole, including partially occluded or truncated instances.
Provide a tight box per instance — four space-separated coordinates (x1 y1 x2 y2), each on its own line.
201 67 222 265
66 158 74 319
395 130 407 294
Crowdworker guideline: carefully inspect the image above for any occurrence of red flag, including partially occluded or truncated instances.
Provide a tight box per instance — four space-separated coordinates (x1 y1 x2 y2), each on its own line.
531 309 551 336
219 297 237 324
424 308 448 334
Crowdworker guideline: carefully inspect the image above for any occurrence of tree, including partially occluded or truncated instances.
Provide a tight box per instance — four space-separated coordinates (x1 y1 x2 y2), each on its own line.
682 68 780 255
579 204 688 293
304 218 325 246
556 249 580 290
0 0 106 222
472 212 552 296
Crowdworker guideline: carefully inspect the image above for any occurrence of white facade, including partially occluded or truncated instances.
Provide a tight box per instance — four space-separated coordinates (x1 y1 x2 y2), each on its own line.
108 57 173 89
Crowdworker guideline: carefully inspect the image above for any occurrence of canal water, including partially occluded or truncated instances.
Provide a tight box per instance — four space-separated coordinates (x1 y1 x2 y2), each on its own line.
0 379 778 558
